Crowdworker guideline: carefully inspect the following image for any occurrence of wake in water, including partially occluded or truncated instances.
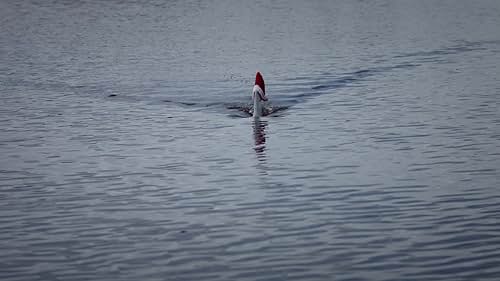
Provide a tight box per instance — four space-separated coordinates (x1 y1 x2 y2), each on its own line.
226 103 289 118
164 71 290 118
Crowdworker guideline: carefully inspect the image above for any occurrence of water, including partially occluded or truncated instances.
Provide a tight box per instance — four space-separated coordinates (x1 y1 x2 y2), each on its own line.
1 0 500 280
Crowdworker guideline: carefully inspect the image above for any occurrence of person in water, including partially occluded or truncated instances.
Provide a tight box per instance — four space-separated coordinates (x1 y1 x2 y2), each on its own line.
252 71 268 117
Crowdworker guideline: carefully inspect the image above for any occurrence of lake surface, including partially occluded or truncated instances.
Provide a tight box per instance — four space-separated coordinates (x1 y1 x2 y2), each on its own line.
1 0 500 280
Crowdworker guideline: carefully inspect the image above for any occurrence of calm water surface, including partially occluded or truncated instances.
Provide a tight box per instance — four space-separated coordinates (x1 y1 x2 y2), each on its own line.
1 0 500 280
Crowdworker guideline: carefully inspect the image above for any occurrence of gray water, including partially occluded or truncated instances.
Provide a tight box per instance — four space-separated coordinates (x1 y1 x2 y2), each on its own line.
2 0 500 280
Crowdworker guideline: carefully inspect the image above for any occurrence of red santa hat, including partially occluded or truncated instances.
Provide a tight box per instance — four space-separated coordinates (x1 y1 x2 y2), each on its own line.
255 71 265 95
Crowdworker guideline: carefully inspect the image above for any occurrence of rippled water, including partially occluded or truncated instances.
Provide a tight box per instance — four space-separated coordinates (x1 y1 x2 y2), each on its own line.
2 0 500 280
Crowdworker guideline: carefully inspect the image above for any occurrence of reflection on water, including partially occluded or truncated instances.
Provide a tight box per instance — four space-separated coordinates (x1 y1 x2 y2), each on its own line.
252 118 268 162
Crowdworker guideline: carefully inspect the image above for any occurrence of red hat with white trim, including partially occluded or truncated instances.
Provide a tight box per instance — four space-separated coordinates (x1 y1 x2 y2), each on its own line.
255 72 265 95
